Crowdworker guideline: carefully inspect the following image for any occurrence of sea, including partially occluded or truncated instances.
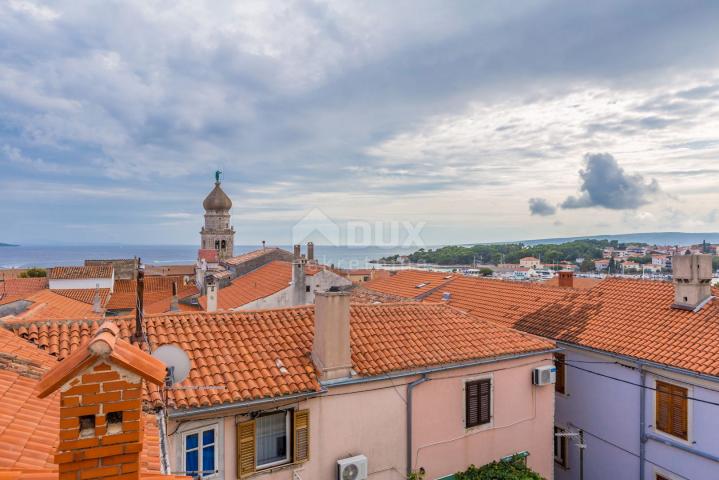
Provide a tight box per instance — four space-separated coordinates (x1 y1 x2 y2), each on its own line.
0 244 421 270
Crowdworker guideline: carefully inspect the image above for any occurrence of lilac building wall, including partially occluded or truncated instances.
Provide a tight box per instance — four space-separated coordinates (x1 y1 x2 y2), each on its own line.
555 346 719 480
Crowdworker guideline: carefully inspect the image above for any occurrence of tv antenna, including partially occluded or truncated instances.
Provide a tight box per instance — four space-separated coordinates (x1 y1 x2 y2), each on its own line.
152 344 191 387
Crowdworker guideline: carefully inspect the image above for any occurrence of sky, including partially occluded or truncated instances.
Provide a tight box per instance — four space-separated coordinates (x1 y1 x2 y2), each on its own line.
2 0 719 247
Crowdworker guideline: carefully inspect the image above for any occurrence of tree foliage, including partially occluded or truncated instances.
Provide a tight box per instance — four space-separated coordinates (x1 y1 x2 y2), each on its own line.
19 267 47 278
378 239 637 266
454 457 544 480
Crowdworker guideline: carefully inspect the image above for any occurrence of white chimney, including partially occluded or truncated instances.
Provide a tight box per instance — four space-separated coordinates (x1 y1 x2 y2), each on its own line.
312 291 352 381
170 282 180 312
92 284 103 314
206 276 218 312
672 254 713 310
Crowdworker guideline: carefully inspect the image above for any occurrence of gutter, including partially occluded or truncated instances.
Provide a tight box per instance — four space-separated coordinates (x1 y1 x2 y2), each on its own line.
407 374 429 476
167 389 326 419
556 341 719 385
322 348 559 388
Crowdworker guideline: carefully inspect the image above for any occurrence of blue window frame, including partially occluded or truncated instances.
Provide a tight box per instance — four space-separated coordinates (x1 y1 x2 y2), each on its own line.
184 427 217 478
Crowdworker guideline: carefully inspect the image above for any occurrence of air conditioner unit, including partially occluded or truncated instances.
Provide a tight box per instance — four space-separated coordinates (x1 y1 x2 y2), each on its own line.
532 365 556 386
337 454 368 480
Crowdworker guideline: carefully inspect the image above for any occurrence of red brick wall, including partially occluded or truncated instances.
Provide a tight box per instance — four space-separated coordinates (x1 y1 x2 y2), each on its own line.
55 362 144 480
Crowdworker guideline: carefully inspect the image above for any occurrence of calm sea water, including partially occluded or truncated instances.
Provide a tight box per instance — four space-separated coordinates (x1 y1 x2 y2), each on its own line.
0 245 421 270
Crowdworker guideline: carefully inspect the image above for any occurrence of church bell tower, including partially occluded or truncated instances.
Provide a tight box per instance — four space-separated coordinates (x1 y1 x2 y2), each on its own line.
200 171 235 260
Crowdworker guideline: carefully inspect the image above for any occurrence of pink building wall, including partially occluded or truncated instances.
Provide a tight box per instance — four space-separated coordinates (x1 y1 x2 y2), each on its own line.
167 353 554 480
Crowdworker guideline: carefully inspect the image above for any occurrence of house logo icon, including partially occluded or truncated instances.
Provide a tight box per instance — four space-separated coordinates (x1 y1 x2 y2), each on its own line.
292 208 341 246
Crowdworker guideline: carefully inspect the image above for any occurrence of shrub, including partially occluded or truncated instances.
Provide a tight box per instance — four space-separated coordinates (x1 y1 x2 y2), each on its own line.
454 456 544 480
19 267 47 278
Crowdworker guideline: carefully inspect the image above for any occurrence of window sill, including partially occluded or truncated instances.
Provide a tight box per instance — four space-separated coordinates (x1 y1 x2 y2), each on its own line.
243 460 308 479
650 428 692 447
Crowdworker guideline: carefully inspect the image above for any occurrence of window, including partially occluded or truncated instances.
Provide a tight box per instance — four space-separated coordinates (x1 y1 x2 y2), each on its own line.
555 353 566 394
554 426 568 468
465 378 491 428
256 411 290 468
655 380 688 440
183 427 217 478
237 410 310 478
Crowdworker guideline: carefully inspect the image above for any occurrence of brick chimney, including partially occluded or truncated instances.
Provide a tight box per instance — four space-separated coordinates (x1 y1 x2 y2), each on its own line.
558 271 574 288
37 321 166 480
312 291 352 381
307 242 315 262
206 275 218 312
169 282 179 312
293 244 301 260
672 254 713 310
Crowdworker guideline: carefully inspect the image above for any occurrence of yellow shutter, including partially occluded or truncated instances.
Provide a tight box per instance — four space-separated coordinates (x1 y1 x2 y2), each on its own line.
293 409 310 463
237 420 256 478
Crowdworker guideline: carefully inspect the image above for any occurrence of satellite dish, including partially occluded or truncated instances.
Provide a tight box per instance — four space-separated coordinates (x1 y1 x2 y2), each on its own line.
152 344 191 386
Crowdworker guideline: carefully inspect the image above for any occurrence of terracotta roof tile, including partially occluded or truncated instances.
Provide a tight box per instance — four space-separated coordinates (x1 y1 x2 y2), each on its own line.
1 290 103 322
424 276 719 377
0 279 48 297
198 249 218 263
543 277 602 289
364 269 456 298
6 303 553 409
51 288 110 305
48 266 112 280
222 247 289 266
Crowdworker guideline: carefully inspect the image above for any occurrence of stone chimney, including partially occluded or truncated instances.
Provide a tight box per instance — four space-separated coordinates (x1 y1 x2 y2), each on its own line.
672 254 713 310
291 259 307 306
206 276 218 312
307 242 315 262
37 322 165 480
312 291 352 381
293 244 301 260
169 282 179 312
558 271 574 288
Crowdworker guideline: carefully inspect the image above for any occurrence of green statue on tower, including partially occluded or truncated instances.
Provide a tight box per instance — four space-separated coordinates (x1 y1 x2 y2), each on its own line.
215 170 222 183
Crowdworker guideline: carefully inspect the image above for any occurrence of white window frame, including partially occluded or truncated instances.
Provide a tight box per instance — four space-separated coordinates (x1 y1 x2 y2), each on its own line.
650 376 693 446
181 424 220 479
553 425 569 469
463 373 494 432
255 409 292 470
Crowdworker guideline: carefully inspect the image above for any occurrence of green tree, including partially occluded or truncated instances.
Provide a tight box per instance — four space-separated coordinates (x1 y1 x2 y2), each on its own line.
478 267 493 277
19 267 47 278
580 258 595 272
454 456 544 480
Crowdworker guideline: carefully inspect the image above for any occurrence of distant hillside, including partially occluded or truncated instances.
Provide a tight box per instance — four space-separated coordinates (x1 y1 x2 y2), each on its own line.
521 232 719 246
0 242 18 247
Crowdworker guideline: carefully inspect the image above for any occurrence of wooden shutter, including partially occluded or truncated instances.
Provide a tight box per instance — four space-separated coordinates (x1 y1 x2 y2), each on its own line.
554 353 566 394
237 420 256 478
466 379 491 428
655 380 688 440
293 409 310 463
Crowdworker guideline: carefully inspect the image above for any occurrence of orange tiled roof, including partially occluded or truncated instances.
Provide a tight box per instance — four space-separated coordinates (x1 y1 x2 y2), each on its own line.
144 264 195 276
107 280 198 312
198 249 219 263
1 290 103 322
48 266 112 280
6 303 554 409
424 276 719 377
197 261 321 310
51 288 110 305
0 269 29 281
348 285 418 304
223 247 289 266
0 278 48 297
364 269 456 299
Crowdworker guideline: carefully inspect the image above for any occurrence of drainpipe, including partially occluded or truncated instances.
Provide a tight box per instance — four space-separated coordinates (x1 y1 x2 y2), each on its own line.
407 374 429 476
639 362 646 480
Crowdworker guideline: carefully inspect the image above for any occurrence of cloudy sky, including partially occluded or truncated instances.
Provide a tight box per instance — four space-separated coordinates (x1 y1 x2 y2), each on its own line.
2 0 719 246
